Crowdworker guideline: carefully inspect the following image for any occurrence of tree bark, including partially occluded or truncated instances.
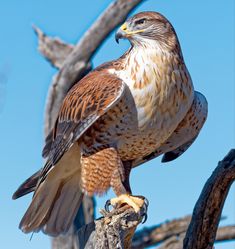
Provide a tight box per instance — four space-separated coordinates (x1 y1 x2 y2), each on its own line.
183 149 235 249
77 206 146 249
33 25 74 69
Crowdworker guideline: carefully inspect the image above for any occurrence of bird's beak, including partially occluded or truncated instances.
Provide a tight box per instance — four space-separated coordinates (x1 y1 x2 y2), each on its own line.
115 23 128 44
115 22 145 44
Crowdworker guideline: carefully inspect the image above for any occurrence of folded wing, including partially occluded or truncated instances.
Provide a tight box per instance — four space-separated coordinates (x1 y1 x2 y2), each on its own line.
132 91 208 167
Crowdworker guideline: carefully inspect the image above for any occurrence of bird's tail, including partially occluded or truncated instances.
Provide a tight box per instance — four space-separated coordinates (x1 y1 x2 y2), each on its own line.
12 170 40 200
13 143 83 236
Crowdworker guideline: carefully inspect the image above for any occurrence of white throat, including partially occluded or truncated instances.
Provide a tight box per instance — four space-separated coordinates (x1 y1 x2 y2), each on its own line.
113 42 172 91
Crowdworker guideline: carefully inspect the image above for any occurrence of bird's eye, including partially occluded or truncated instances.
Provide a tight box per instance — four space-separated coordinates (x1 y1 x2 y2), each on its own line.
135 18 146 26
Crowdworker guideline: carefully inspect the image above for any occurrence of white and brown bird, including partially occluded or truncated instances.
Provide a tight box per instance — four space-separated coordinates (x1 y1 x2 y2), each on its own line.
13 11 207 236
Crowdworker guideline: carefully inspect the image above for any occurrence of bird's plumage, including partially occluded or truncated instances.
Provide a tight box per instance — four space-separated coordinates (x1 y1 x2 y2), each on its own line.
13 11 208 236
132 91 208 166
40 72 126 181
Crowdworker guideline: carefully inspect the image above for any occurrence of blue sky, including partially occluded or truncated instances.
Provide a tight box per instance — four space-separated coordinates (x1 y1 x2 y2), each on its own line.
0 1 234 248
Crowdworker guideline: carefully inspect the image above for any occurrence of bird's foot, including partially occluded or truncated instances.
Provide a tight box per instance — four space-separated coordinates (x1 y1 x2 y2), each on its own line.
105 194 148 223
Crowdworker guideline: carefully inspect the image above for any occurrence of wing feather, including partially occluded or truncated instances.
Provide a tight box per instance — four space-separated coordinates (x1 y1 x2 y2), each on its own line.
132 91 208 167
41 71 126 179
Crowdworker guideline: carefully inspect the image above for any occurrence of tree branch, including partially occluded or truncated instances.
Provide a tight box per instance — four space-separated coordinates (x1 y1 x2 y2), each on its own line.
183 149 235 249
157 234 184 249
156 225 235 249
131 215 235 249
77 206 146 249
33 25 74 69
132 216 191 249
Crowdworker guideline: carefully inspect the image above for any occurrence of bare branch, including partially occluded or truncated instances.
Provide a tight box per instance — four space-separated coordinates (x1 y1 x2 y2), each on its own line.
183 149 235 249
43 0 144 135
157 234 184 249
132 215 235 249
156 225 235 249
216 225 235 243
132 216 191 249
77 206 145 249
33 25 74 69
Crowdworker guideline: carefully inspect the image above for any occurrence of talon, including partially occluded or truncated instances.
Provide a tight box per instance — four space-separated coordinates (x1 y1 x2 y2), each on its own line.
105 199 112 212
141 213 148 224
133 196 149 223
107 194 147 214
144 197 149 208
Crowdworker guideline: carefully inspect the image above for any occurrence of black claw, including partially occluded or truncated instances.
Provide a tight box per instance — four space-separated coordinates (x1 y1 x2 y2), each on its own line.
141 213 148 224
136 196 148 223
144 197 149 208
105 199 111 212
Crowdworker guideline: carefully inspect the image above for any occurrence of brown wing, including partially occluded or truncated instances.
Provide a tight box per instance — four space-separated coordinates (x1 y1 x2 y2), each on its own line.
41 71 126 179
132 91 208 167
160 91 207 162
161 137 197 162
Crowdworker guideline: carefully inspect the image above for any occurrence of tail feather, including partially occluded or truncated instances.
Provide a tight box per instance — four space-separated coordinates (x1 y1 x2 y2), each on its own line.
12 170 41 200
44 175 83 235
16 143 83 236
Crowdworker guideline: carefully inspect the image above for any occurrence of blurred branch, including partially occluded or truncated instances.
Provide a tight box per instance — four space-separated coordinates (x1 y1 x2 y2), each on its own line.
33 25 74 69
132 215 235 249
183 149 235 249
216 225 235 242
132 216 191 249
157 225 235 249
157 234 184 249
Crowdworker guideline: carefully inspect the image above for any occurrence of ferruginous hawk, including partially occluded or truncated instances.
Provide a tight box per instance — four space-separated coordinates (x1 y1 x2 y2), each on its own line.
13 11 207 236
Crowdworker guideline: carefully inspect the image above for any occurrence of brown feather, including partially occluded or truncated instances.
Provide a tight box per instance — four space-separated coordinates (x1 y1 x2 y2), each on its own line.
12 170 40 199
81 147 125 196
40 72 126 181
19 143 83 236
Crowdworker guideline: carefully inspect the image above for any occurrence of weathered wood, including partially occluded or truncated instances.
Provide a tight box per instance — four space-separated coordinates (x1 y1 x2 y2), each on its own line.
183 149 235 249
33 25 74 69
78 206 145 249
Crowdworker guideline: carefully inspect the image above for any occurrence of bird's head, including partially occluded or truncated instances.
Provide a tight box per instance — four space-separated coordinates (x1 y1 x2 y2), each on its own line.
116 11 179 51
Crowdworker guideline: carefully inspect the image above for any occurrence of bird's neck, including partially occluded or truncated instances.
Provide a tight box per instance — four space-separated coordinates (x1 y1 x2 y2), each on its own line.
119 42 185 90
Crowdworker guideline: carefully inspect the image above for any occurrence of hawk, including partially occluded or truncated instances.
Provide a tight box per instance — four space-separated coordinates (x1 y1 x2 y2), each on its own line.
13 11 207 236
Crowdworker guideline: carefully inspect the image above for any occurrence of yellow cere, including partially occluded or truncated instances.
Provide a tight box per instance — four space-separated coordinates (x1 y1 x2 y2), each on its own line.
121 22 145 35
121 23 127 31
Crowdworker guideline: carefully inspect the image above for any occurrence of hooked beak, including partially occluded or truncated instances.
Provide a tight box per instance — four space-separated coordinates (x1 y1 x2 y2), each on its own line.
115 23 128 44
115 22 145 44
